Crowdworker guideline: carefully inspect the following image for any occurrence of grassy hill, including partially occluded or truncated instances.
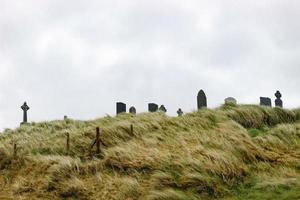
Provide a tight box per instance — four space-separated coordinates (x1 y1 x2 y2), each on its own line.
0 104 299 200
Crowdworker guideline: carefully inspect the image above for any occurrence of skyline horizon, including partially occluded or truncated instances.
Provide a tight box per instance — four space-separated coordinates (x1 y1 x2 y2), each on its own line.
2 88 298 132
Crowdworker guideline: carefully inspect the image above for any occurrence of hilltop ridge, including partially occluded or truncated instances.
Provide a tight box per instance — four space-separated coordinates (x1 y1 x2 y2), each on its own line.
0 105 299 199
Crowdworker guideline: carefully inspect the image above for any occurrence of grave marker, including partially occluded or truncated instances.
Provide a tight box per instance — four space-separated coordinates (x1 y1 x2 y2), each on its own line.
177 108 183 116
159 105 167 113
129 106 136 114
148 103 158 112
197 90 207 109
21 102 30 124
116 102 126 114
275 91 283 108
260 97 272 107
225 97 237 104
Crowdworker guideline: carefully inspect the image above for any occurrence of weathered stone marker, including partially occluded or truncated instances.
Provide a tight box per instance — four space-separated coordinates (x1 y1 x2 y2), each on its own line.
21 102 30 124
225 97 237 104
159 105 167 113
275 91 283 108
116 102 126 114
197 90 207 109
260 97 272 107
177 108 183 116
129 106 136 114
148 103 158 112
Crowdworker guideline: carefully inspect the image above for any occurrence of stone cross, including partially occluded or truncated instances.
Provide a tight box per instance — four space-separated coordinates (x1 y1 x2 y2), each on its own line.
21 102 30 124
197 90 207 109
260 97 272 107
129 106 136 114
148 103 158 112
159 105 167 113
275 91 283 108
177 108 183 116
116 102 126 114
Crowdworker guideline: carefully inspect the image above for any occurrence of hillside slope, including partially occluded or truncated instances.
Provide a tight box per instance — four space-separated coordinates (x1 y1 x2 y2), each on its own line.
0 105 300 200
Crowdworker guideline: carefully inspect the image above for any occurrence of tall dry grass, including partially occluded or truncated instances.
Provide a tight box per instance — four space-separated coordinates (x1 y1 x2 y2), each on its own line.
0 105 299 199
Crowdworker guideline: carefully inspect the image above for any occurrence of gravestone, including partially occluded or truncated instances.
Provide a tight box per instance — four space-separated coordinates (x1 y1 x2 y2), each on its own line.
148 103 158 112
260 97 272 107
129 106 136 114
21 102 30 124
275 91 283 108
225 97 237 104
197 90 207 109
177 108 183 116
159 105 167 113
116 102 126 114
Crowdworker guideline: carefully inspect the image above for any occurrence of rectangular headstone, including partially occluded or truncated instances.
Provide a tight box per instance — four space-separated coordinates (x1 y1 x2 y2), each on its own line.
116 102 126 114
148 103 158 112
260 97 272 107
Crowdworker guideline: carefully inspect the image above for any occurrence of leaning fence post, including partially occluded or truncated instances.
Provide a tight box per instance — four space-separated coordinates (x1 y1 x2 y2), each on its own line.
130 124 134 136
66 132 70 155
96 127 100 154
13 143 17 158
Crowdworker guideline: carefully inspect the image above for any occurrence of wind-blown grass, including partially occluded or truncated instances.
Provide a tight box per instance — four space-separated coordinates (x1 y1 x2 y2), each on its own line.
0 105 299 199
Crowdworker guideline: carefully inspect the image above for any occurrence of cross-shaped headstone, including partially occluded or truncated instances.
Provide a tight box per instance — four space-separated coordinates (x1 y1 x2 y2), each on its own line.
275 91 283 108
21 102 30 124
177 108 183 116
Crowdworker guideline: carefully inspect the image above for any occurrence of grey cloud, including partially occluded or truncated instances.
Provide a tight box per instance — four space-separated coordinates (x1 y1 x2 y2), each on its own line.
1 0 300 130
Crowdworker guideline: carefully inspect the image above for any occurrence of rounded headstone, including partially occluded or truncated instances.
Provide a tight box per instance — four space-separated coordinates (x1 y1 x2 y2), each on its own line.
225 97 237 104
197 90 207 109
129 106 136 114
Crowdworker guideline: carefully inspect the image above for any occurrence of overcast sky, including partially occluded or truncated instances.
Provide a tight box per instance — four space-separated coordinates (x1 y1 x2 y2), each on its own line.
0 0 300 131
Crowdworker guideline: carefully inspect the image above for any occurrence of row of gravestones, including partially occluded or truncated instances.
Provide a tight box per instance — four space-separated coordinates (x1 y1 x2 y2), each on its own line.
117 90 283 116
260 91 283 107
116 102 184 116
19 90 283 124
197 90 283 108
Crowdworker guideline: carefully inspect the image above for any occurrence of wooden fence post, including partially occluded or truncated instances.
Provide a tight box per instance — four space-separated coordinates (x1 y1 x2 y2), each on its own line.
13 143 17 158
130 124 134 136
66 132 70 155
96 127 100 154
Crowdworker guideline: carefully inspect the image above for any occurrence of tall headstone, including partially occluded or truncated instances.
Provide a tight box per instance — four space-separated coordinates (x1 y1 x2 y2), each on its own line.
21 102 30 124
116 102 126 114
148 103 158 112
225 97 237 104
275 91 283 108
159 105 167 113
260 97 272 107
129 106 136 114
197 90 207 109
177 108 183 116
